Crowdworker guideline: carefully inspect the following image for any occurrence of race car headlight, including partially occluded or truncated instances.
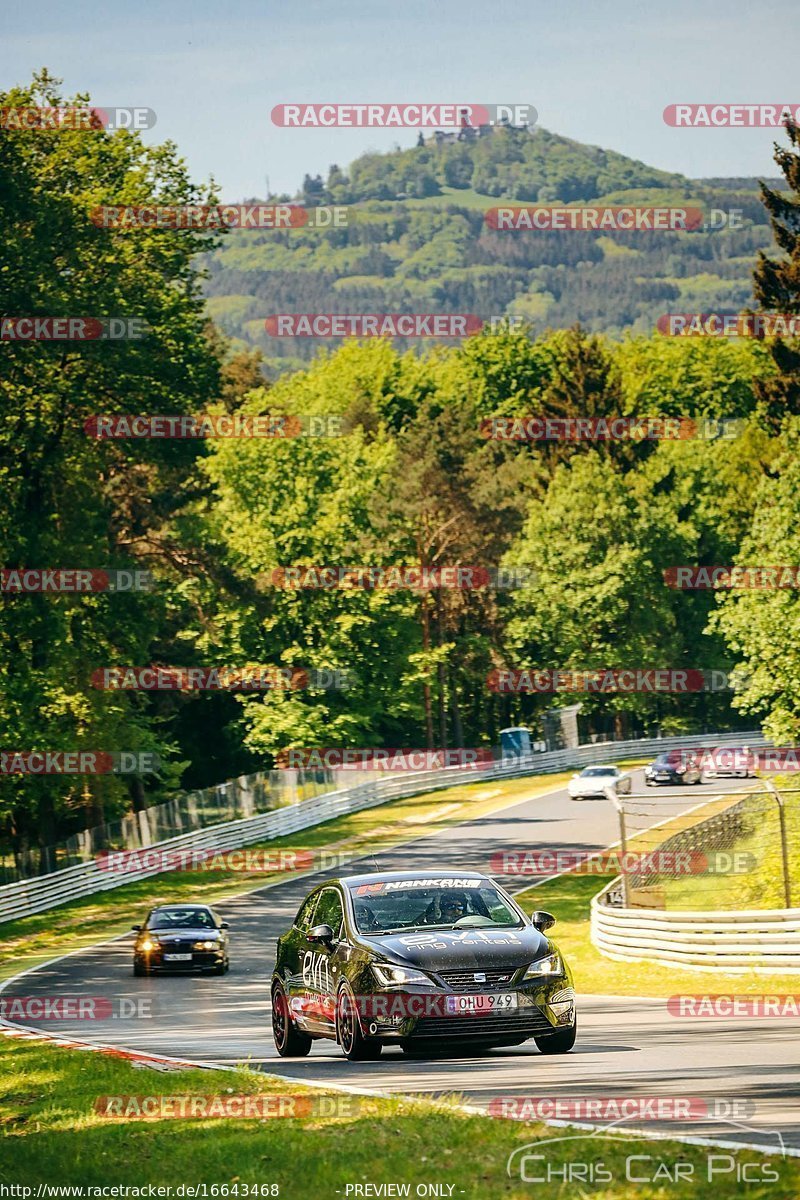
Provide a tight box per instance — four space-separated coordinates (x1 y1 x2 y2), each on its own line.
139 938 159 952
371 963 433 987
194 940 218 950
522 953 563 979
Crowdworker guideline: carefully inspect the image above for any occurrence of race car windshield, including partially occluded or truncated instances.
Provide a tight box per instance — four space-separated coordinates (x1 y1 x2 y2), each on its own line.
580 767 614 777
347 882 523 934
148 908 215 930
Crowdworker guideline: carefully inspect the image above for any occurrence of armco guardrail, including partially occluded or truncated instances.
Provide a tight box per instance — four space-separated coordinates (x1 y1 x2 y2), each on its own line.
591 880 800 972
0 730 763 924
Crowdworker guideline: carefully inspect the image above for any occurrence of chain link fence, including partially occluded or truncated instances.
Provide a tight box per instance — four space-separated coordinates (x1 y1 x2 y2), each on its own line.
607 783 800 910
0 767 350 885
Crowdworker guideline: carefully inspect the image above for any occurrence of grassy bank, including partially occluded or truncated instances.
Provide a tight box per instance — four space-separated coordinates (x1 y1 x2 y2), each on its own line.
0 1036 794 1198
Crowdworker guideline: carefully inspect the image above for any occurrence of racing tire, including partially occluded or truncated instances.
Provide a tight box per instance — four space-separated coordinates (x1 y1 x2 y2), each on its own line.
212 958 229 976
336 983 382 1061
272 982 312 1058
534 1020 577 1054
133 961 148 977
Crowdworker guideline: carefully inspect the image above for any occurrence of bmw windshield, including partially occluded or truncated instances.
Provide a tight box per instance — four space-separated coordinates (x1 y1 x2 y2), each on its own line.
346 879 524 934
148 908 216 930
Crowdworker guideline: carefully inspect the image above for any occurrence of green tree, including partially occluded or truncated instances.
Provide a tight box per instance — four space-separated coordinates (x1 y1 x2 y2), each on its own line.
502 452 690 737
0 72 224 865
753 119 800 428
712 419 800 740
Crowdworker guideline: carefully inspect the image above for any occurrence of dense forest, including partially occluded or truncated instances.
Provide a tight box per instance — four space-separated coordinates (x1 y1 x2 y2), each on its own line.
3 72 800 866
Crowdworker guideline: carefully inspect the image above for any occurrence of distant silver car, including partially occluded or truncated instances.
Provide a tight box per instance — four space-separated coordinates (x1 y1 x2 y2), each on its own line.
700 746 757 780
567 764 632 800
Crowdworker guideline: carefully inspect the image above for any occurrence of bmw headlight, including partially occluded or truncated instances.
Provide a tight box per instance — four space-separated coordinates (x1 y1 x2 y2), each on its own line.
371 963 434 987
139 937 159 952
194 939 218 950
522 952 563 979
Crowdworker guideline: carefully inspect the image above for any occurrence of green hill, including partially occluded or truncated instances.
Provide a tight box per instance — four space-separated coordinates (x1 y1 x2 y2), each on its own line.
201 127 776 374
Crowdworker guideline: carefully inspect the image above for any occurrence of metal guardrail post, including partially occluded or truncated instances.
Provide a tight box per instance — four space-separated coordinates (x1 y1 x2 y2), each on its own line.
604 785 630 908
762 778 793 908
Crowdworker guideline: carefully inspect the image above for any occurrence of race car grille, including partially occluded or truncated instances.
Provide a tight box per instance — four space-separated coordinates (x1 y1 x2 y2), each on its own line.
436 968 519 992
157 939 196 953
411 1009 553 1038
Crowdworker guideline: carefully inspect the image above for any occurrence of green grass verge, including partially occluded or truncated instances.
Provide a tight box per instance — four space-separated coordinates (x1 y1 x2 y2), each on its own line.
0 1037 794 1198
0 771 574 979
515 871 800 995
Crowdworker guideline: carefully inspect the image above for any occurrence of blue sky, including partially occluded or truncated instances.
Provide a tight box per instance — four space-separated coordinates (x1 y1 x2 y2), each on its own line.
3 0 796 199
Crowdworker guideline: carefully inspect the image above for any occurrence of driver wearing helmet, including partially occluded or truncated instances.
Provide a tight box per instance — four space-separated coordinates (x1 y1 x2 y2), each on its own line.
423 890 470 925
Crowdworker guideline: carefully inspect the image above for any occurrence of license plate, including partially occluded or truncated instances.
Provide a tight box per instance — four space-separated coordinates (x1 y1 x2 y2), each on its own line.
445 992 518 1014
163 953 192 962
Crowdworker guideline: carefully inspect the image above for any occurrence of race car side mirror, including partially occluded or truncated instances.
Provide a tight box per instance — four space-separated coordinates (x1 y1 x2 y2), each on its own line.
220 921 230 929
131 925 141 932
531 910 556 932
308 923 334 945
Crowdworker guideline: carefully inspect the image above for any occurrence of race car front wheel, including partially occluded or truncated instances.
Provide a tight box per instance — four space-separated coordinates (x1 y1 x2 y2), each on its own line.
534 1019 577 1054
272 982 312 1057
336 983 382 1061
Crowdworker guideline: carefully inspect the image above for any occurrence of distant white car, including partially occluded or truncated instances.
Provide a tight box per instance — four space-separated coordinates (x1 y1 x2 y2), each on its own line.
567 764 632 800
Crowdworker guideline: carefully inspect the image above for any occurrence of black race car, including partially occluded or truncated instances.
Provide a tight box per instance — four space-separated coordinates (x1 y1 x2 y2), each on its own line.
271 869 576 1061
131 903 230 976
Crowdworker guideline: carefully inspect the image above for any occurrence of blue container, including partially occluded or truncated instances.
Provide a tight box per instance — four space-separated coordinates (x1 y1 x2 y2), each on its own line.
499 726 532 759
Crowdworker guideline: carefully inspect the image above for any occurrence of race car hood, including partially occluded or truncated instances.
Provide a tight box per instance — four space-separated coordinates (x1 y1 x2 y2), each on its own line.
357 924 549 972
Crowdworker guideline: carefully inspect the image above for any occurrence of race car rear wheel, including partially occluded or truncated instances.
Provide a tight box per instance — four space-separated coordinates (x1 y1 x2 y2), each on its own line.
534 1020 577 1054
272 982 312 1057
336 984 382 1061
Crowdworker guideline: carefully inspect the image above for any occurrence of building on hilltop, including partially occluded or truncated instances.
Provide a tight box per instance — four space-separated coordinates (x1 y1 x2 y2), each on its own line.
425 121 533 147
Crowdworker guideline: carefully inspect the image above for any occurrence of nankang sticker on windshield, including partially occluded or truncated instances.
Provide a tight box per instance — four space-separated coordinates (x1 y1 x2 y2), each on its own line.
353 877 483 895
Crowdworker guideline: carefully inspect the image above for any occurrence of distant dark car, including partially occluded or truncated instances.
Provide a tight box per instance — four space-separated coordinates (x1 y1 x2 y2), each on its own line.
132 904 230 976
644 750 703 786
271 869 576 1061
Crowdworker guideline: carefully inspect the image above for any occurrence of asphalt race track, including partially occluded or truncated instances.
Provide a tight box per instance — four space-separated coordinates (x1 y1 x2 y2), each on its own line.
3 769 798 1156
